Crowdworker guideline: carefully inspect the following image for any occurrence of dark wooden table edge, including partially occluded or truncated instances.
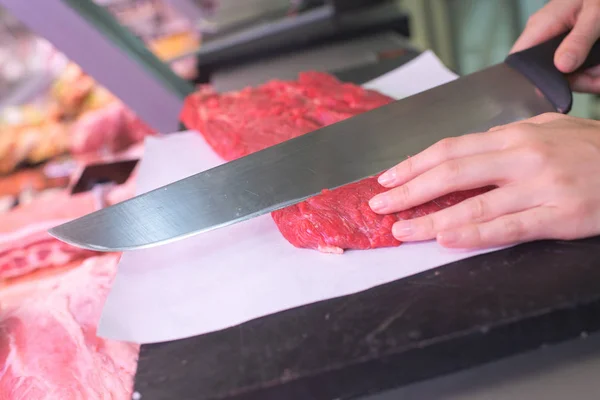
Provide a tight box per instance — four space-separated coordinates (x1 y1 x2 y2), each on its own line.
219 298 600 400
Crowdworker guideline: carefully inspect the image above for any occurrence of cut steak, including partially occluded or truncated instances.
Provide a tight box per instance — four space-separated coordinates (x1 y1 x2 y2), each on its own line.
180 72 394 161
272 176 492 253
181 72 490 253
0 254 139 400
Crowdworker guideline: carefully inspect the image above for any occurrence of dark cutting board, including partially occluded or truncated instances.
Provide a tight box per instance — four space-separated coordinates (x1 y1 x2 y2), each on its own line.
135 51 600 400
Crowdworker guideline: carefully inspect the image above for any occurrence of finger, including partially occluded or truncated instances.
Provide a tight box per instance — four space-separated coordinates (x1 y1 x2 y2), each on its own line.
568 65 600 93
555 3 600 73
377 130 507 188
378 113 561 190
436 206 557 249
370 150 517 214
390 184 535 242
510 1 575 54
577 64 600 77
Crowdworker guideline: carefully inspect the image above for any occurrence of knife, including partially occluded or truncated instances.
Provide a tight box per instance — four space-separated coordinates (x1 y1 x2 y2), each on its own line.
49 32 600 251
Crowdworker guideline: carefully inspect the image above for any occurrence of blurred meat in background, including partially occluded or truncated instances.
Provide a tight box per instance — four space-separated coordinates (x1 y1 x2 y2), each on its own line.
0 0 202 212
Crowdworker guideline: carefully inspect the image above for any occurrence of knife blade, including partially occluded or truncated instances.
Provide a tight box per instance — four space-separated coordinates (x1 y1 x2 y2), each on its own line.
49 33 600 251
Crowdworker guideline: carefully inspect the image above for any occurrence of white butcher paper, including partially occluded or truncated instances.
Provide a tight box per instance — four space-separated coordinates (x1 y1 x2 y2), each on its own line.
98 50 507 344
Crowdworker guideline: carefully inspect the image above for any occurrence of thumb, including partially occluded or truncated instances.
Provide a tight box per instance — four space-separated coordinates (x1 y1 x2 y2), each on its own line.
555 5 600 73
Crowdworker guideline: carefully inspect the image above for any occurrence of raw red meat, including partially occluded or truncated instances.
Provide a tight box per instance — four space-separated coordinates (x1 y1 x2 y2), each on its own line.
69 102 124 154
273 176 492 253
0 153 141 398
122 107 156 144
0 254 139 400
0 228 96 281
182 73 490 253
180 72 393 161
70 102 155 155
0 192 100 280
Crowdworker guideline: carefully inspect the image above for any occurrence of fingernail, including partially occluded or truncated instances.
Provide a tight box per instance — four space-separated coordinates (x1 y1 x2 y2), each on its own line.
369 195 387 212
392 221 413 238
557 51 578 72
438 231 460 245
378 169 396 186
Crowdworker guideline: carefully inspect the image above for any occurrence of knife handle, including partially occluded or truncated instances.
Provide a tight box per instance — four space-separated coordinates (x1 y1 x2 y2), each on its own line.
505 32 600 114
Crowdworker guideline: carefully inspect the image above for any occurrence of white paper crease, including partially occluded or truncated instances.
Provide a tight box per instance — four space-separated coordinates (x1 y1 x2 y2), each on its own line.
98 51 502 344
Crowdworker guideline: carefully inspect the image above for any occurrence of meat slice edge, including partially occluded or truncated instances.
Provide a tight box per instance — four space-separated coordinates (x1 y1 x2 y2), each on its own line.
272 176 493 253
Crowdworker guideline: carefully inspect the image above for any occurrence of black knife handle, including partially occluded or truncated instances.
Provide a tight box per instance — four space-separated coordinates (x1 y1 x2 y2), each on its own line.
505 32 600 114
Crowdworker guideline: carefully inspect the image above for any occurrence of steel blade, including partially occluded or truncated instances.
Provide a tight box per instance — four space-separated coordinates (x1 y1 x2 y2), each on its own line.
49 63 555 251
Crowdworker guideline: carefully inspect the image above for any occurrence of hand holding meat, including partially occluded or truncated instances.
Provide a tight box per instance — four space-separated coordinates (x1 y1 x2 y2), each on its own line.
369 113 600 249
511 0 600 93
